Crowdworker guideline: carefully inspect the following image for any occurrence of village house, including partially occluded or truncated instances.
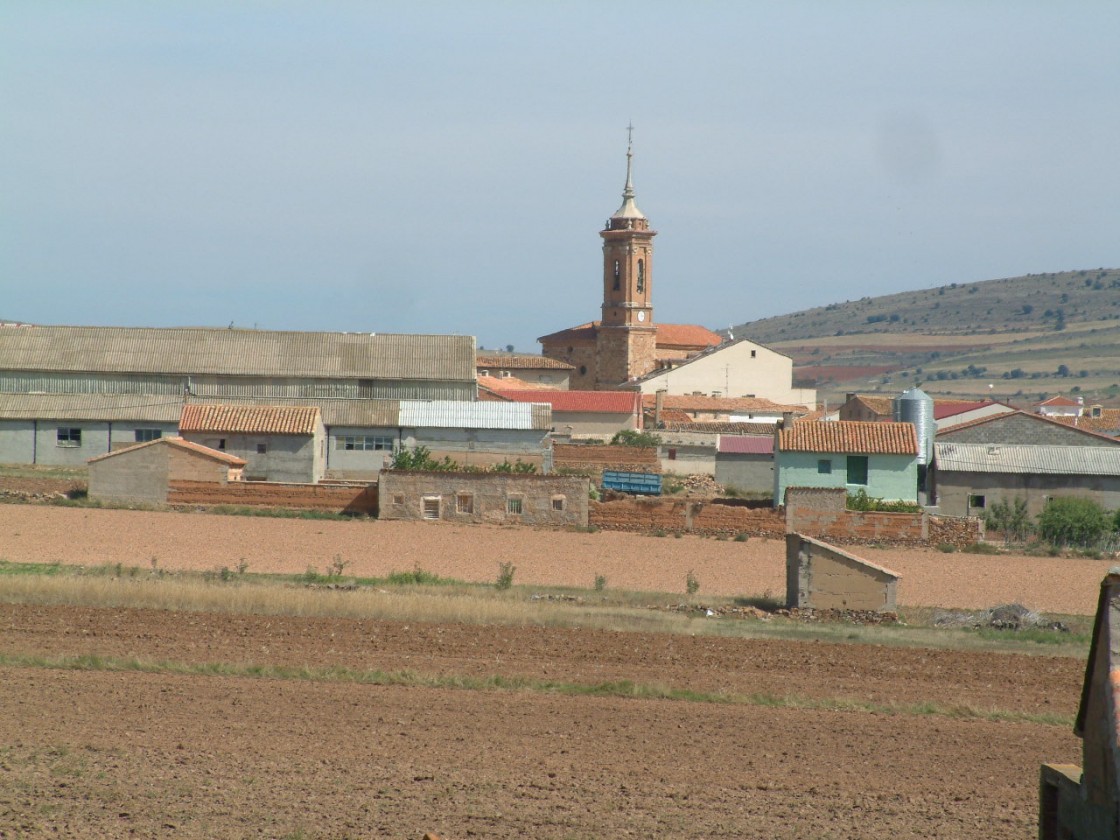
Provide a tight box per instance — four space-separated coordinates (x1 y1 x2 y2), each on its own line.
87 437 245 505
491 389 641 441
774 421 919 505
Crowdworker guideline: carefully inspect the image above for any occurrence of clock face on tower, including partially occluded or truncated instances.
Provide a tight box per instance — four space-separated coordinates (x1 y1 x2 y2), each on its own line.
637 311 646 322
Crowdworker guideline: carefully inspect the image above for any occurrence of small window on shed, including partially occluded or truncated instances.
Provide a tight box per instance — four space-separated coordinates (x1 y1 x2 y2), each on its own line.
969 494 986 510
507 496 524 515
422 496 441 520
817 459 832 475
750 350 757 358
135 429 162 443
257 443 268 454
393 494 404 506
56 428 81 447
456 493 474 514
551 495 566 512
668 448 677 460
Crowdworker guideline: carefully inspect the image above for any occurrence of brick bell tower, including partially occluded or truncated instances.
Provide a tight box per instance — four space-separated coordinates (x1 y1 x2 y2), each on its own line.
596 126 658 388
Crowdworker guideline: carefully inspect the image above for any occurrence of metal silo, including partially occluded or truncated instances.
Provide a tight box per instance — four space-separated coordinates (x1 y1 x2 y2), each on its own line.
893 387 934 465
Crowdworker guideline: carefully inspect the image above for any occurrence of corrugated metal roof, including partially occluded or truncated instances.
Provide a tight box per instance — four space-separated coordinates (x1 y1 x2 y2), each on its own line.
935 442 1120 475
779 421 917 455
0 392 182 422
180 404 321 435
0 325 475 382
718 435 775 455
399 400 551 430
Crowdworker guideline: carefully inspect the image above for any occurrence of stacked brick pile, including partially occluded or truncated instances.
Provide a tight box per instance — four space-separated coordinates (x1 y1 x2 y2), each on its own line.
168 480 378 516
553 444 659 482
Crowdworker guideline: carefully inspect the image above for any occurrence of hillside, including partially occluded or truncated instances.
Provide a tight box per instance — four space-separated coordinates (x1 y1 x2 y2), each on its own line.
731 268 1120 405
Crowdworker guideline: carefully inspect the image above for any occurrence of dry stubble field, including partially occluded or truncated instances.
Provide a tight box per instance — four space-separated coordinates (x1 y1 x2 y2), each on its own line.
0 505 1098 838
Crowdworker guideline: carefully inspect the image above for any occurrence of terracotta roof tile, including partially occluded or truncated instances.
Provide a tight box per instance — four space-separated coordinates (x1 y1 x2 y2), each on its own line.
643 394 805 413
476 353 574 370
717 435 774 455
538 321 722 350
1036 395 1082 407
659 421 778 435
499 390 640 414
180 404 321 435
778 421 917 455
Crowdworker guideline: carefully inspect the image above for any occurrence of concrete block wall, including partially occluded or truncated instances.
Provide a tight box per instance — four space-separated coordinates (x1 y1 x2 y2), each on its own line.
785 533 900 611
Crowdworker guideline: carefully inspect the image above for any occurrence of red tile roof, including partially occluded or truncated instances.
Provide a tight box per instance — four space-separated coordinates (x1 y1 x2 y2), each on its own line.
180 404 321 435
718 435 774 455
538 321 723 350
476 353 574 370
778 421 918 455
1036 395 1082 407
88 436 247 466
499 390 640 414
477 374 540 391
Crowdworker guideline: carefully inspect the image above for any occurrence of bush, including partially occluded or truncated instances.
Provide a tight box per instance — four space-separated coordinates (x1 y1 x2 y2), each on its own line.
1037 497 1111 548
594 574 607 592
495 561 516 591
962 542 1000 555
610 429 662 447
846 489 921 513
685 570 700 596
937 543 957 553
983 497 1033 544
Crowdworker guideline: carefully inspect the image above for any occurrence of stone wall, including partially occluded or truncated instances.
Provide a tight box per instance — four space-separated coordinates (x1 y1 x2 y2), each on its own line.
168 480 378 515
378 471 589 527
553 444 660 481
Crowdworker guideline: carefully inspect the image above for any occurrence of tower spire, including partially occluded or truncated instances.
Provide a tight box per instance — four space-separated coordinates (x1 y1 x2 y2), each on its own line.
612 123 645 221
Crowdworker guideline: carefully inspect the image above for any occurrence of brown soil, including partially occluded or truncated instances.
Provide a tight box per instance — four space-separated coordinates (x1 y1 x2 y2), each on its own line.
0 604 1083 839
0 505 1112 613
0 504 1096 836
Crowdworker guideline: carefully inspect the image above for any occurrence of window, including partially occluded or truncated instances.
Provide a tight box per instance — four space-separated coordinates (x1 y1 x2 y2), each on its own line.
551 495 566 512
846 455 869 486
636 259 645 292
668 448 677 460
256 443 268 454
336 435 394 451
579 365 587 376
56 428 81 447
421 496 441 520
135 429 162 443
817 459 832 475
613 259 620 290
479 369 489 377
456 493 474 514
969 495 986 510
393 494 404 506
507 496 523 515
750 350 757 358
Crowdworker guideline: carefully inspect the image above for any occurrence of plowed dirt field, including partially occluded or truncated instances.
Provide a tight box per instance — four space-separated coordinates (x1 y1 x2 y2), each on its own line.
0 505 1092 838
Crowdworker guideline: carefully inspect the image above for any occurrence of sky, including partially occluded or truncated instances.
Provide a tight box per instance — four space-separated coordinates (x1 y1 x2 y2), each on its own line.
2 2 1118 353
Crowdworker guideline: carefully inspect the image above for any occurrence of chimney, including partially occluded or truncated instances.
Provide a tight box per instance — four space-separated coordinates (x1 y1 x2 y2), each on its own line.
781 411 794 427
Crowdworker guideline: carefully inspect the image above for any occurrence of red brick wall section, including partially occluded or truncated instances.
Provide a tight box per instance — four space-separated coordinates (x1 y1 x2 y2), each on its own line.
168 480 378 516
590 498 785 538
553 444 660 481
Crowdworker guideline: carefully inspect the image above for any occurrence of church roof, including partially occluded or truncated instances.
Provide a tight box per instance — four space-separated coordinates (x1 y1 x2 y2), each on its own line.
537 321 722 351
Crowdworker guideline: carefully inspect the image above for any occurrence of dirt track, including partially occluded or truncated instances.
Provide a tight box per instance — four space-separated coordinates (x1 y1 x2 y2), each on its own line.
0 604 1085 839
0 505 1113 613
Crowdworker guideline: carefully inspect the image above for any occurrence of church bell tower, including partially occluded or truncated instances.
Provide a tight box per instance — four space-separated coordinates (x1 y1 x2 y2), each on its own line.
596 127 658 386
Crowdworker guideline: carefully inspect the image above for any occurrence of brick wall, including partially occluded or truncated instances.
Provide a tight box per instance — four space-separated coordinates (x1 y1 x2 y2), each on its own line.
168 480 378 515
590 497 785 537
553 444 660 481
783 485 981 546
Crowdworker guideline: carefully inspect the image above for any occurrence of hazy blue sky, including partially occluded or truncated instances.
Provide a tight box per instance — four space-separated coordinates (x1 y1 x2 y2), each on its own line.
3 3 1118 352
